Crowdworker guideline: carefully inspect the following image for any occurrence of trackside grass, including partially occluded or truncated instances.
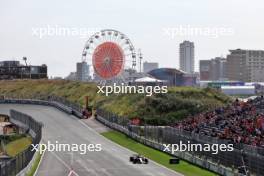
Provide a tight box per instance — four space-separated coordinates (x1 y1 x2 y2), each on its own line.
26 150 42 176
5 137 32 157
101 131 218 176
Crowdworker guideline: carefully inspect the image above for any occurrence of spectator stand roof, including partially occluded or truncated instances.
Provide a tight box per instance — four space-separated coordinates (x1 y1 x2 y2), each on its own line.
135 76 166 83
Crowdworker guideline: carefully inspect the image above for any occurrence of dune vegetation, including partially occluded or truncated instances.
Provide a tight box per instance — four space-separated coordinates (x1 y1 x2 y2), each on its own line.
0 79 231 124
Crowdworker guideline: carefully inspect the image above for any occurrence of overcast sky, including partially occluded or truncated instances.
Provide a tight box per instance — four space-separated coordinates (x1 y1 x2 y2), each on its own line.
1 0 264 77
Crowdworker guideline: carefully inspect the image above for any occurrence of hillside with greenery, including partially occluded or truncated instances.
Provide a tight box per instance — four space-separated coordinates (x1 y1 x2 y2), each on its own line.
98 86 231 124
0 79 231 124
0 79 101 105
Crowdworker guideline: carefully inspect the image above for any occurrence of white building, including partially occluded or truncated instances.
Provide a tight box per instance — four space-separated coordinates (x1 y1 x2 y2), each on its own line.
221 86 255 95
180 41 194 74
143 62 158 73
76 61 89 82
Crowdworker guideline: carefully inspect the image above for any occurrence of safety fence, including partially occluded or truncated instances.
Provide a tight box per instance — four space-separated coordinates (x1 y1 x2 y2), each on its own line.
0 110 42 176
96 108 264 176
0 95 83 119
0 94 82 113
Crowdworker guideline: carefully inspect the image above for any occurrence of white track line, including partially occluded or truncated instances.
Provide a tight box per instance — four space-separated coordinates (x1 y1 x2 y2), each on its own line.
33 142 46 176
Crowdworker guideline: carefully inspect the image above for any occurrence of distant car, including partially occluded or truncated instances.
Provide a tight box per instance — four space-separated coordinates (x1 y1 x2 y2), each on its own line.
129 154 148 164
169 158 180 164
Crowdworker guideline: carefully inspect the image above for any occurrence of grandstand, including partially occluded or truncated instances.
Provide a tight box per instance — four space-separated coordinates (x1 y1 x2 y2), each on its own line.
174 96 264 147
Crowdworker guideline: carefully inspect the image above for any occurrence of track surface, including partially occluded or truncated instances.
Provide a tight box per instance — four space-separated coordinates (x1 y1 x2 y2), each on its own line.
0 104 181 176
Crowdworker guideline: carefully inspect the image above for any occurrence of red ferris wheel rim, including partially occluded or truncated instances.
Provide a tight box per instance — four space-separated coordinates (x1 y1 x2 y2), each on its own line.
92 42 124 79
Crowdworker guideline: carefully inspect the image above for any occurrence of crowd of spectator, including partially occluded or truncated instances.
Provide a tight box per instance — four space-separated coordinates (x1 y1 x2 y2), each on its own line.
174 96 264 148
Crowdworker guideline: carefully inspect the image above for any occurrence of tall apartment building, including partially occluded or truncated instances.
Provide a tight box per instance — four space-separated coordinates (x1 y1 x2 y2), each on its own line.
143 61 158 73
226 49 264 82
179 41 194 73
199 57 227 81
76 61 89 81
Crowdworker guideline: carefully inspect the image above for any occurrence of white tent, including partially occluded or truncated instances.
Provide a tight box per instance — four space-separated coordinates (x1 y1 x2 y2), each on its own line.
135 76 166 83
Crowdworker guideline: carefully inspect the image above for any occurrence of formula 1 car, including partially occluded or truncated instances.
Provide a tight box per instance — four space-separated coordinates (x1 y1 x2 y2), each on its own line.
129 154 148 164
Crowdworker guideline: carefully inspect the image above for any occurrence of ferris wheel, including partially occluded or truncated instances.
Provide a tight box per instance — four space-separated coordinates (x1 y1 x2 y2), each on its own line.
82 29 137 82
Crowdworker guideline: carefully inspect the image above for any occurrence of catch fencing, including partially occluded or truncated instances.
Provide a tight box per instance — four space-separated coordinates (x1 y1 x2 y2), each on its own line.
0 95 83 118
0 110 42 176
0 93 82 113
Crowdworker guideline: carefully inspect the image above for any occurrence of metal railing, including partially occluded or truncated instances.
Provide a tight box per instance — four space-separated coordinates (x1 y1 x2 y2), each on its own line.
0 94 83 114
0 95 83 119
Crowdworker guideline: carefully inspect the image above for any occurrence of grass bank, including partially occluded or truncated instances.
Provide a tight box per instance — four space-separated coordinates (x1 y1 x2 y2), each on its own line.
5 136 32 157
0 80 231 124
26 150 43 176
98 86 231 124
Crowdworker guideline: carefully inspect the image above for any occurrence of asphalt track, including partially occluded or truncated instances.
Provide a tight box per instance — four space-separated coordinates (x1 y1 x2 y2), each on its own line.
0 104 182 176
